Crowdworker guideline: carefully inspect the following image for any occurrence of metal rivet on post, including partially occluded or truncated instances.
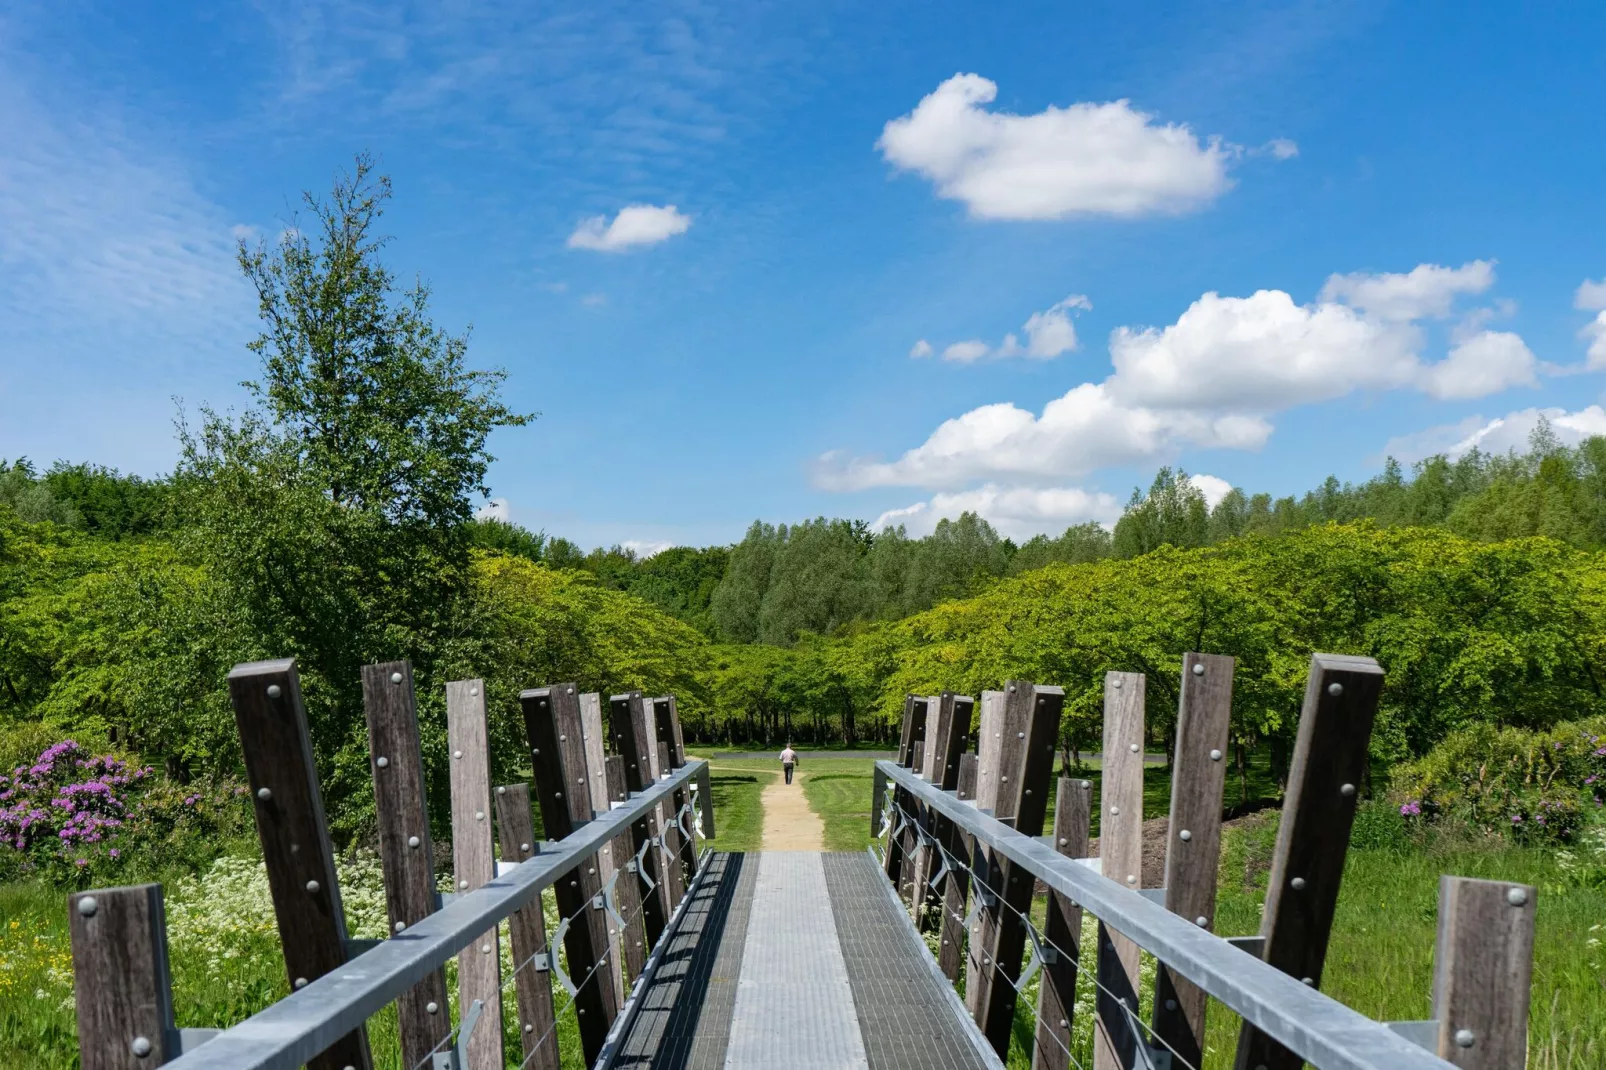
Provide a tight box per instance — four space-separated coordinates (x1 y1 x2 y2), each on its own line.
1291 876 1307 890
390 672 403 684
1126 875 1137 885
1017 731 1025 739
131 1036 152 1058
532 748 539 755
306 880 319 894
496 785 505 795
1209 749 1223 761
453 750 463 759
1008 684 1017 693
1179 829 1192 841
481 944 492 954
394 921 406 932
426 1001 439 1015
1110 806 1119 816
471 687 479 696
77 896 97 917
1507 886 1529 906
1302 977 1314 985
376 756 389 768
1195 916 1208 927
266 684 282 699
1112 678 1123 689
1341 783 1356 798
525 1024 533 1034
1058 837 1068 846
408 836 420 848
1192 663 1205 676
294 977 308 989
1129 743 1139 753
475 811 484 821
1455 1029 1475 1049
1328 682 1344 697
1165 999 1178 1010
520 842 530 853
459 880 468 890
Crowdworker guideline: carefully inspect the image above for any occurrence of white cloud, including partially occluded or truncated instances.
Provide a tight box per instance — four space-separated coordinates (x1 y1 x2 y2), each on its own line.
1385 406 1606 463
1417 330 1537 399
942 339 991 363
927 294 1090 363
566 204 691 252
1318 260 1495 322
1263 138 1299 160
877 73 1233 220
475 497 511 522
1576 278 1606 368
623 539 673 559
909 339 934 359
1575 278 1606 310
872 483 1122 539
1189 474 1235 509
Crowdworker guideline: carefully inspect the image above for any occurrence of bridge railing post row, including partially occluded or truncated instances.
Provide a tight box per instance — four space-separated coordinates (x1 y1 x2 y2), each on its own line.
68 884 179 1069
975 681 1064 1056
578 692 627 1008
445 679 503 1070
964 688 1006 1019
655 739 688 909
521 684 621 1064
911 693 946 927
230 659 373 1070
1234 653 1385 1070
937 751 980 981
609 692 671 945
1095 670 1145 1070
1431 876 1536 1070
1152 653 1235 1069
360 660 447 1070
882 694 919 891
1033 776 1092 1070
490 783 560 1070
604 753 649 980
654 696 699 896
894 695 930 905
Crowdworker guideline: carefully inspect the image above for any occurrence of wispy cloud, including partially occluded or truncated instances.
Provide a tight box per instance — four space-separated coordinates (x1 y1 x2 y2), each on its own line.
568 205 691 252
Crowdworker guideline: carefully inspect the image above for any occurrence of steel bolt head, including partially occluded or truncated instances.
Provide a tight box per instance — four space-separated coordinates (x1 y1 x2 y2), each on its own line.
390 672 403 684
376 756 389 768
471 687 479 696
394 920 406 932
294 977 308 989
306 880 320 894
1507 887 1529 906
1455 1030 1475 1049
1112 678 1123 689
1340 783 1356 798
459 880 468 889
408 835 420 848
1110 806 1119 816
131 1036 153 1058
1328 682 1344 697
481 944 492 954
1195 916 1208 927
257 787 272 801
453 750 463 759
1301 976 1314 985
525 1024 534 1034
426 1001 439 1015
1209 749 1223 761
1180 829 1192 841
1059 838 1068 846
1126 874 1137 885
475 811 485 821
266 684 282 699
1291 876 1307 890
520 842 531 852
1165 998 1178 1010
77 895 98 917
497 785 506 795
1192 663 1205 676
1129 743 1140 753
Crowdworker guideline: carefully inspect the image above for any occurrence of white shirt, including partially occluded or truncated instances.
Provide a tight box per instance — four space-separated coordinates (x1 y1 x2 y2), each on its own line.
779 748 798 765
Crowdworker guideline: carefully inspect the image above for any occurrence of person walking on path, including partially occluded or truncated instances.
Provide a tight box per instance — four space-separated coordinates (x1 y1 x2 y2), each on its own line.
779 744 798 785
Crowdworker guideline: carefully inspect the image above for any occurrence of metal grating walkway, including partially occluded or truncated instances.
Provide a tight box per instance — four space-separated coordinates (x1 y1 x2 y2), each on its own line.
610 851 998 1070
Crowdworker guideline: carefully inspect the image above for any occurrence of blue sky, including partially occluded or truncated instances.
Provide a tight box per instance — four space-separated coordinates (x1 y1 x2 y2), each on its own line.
2 1 1604 552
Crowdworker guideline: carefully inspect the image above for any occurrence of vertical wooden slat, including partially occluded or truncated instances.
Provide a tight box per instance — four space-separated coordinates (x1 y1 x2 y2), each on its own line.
605 753 649 980
965 688 1007 1016
1152 653 1235 1069
655 696 699 893
234 658 373 1070
447 679 503 1070
491 783 560 1070
521 684 620 1064
886 694 928 898
360 660 447 1070
655 740 689 909
1433 876 1536 1070
976 682 1065 1055
1233 653 1384 1070
1095 670 1145 1070
69 884 177 1069
938 751 980 980
579 692 626 1008
609 692 671 946
916 693 974 929
1034 777 1093 1070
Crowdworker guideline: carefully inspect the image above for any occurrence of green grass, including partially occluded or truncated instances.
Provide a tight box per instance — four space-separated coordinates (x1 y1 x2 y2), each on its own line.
701 758 774 852
798 758 880 853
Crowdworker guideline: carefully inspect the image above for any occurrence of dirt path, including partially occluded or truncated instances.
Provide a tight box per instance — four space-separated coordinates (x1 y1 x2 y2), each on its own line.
758 769 826 851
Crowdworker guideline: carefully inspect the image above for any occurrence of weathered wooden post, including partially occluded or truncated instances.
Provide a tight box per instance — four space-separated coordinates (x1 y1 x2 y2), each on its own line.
447 679 503 1070
491 783 560 1070
605 753 649 979
884 695 925 895
68 884 178 1069
964 688 1006 1017
1094 670 1145 1070
521 684 621 1064
896 695 931 904
910 694 949 927
234 658 374 1070
1432 876 1537 1070
937 751 980 981
654 696 699 892
1152 653 1235 1070
609 691 671 946
914 692 973 930
1034 777 1093 1070
1233 653 1384 1070
973 682 1064 1056
360 660 447 1070
655 739 689 909
579 692 626 1007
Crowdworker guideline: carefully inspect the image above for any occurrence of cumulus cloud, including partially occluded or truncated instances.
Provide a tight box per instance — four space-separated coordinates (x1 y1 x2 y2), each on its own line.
909 339 934 359
1318 260 1495 322
877 73 1233 220
567 204 691 252
1189 474 1235 509
623 539 673 559
1384 406 1606 463
475 498 511 522
872 484 1123 539
1263 138 1299 160
1417 330 1537 399
942 340 991 363
1576 278 1606 368
926 294 1090 363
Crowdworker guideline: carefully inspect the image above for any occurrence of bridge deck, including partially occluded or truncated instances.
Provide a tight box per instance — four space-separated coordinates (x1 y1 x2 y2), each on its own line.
611 851 997 1070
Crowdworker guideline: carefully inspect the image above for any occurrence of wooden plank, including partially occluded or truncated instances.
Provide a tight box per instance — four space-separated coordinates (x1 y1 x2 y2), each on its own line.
965 688 1007 1016
1152 653 1235 1069
938 751 980 981
605 754 648 981
656 740 689 909
1233 653 1384 1070
1095 670 1145 1070
608 692 670 946
69 884 177 1069
885 694 926 893
359 660 447 1070
654 696 699 894
234 658 373 1070
1432 876 1536 1070
1034 777 1093 1070
520 684 620 1064
977 682 1065 1055
916 692 973 930
446 679 503 1070
579 692 626 1009
491 783 560 1070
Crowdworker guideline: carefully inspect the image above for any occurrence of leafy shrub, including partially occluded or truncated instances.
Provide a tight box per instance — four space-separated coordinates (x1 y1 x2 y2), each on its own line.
1390 718 1606 842
1348 800 1411 849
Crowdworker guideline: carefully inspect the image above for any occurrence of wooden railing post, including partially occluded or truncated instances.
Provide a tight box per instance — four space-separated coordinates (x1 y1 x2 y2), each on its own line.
1034 777 1093 1070
608 692 671 946
884 694 928 899
233 658 373 1070
654 696 699 894
1152 653 1235 1069
1233 653 1384 1070
446 679 503 1070
521 684 620 1064
1094 670 1145 1070
975 682 1064 1055
68 884 178 1069
1433 876 1537 1070
359 659 447 1070
915 692 973 930
655 738 689 910
938 751 980 981
579 692 626 1007
491 783 560 1070
965 688 1006 1018
605 753 649 980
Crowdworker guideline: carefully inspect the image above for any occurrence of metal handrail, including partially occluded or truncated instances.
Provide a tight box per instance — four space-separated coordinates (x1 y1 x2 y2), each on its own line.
874 760 1457 1070
165 759 712 1070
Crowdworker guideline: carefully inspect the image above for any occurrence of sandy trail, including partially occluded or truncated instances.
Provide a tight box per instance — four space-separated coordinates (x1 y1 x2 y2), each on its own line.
757 768 825 850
